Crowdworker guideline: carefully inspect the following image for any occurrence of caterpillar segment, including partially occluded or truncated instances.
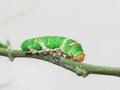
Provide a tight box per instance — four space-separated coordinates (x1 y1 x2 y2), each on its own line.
36 38 50 54
60 38 69 52
21 36 85 62
37 37 65 57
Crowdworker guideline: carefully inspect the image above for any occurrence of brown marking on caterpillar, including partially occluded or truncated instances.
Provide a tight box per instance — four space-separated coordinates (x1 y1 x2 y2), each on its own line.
68 42 80 49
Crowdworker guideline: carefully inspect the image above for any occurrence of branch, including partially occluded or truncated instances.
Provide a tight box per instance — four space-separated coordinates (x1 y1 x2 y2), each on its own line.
0 44 120 78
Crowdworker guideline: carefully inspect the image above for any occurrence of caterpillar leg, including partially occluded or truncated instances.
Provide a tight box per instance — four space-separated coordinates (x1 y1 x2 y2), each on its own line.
48 48 62 58
36 38 49 54
53 48 62 57
60 38 69 52
27 46 37 54
49 48 70 59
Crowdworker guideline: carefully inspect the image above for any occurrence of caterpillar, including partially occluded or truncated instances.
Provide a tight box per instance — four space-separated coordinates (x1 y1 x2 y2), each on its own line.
21 36 85 62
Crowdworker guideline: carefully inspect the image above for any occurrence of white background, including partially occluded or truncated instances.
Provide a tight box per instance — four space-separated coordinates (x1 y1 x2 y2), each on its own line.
0 0 120 90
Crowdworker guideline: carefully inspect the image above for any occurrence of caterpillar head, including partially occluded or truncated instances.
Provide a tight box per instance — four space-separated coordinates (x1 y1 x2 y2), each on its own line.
68 42 85 62
75 53 85 62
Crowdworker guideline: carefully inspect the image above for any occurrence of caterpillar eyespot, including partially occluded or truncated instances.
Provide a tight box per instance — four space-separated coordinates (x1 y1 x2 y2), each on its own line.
21 36 85 62
68 42 80 49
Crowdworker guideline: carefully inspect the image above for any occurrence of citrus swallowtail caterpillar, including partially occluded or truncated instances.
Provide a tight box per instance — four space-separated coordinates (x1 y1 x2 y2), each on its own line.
21 36 85 62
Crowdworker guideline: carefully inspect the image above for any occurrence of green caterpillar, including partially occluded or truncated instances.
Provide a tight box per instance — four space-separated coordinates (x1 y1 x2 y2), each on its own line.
21 36 85 62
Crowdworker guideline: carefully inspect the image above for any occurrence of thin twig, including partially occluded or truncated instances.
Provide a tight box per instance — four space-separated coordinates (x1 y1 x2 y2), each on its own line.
0 48 120 78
